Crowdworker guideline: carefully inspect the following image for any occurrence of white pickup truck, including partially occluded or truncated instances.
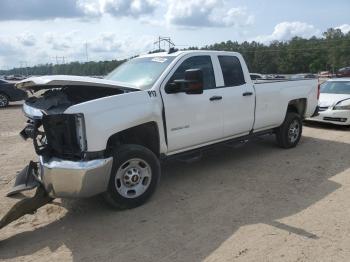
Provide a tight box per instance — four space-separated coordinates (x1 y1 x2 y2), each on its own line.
12 50 319 210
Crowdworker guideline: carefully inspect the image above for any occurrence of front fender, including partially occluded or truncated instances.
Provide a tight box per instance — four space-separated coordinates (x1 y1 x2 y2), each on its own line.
65 91 164 152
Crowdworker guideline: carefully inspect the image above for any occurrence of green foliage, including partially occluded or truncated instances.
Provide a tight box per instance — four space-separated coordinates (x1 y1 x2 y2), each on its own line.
0 59 126 77
1 28 349 76
201 28 350 74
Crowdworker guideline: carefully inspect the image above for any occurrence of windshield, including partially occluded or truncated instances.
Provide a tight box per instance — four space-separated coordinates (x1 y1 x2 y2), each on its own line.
321 81 350 94
105 56 175 90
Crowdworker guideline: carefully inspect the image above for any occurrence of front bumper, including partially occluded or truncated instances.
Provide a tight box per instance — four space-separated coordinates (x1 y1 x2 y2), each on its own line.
39 156 113 198
306 109 350 126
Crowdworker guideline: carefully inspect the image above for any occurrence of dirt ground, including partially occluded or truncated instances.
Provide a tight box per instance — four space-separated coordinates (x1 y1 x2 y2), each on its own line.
0 103 350 262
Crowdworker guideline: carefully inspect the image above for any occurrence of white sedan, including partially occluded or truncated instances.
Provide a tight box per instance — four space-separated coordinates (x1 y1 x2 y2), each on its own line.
308 78 350 126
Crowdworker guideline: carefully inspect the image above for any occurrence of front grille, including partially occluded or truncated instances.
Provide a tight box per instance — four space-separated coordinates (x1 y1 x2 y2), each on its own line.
42 114 82 160
323 117 348 122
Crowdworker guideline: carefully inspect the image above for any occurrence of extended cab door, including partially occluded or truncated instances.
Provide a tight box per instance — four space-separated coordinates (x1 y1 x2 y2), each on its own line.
160 54 224 153
214 55 255 137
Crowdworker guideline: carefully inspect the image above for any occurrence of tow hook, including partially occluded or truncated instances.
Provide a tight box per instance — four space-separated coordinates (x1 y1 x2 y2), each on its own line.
0 162 54 230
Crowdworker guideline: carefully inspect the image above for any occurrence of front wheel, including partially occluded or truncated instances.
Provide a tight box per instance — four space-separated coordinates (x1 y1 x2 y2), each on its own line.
103 144 161 210
275 112 302 148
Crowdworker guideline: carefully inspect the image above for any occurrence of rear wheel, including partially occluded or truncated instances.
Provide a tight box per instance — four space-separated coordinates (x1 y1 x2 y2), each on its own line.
103 144 160 209
0 93 9 108
276 112 302 148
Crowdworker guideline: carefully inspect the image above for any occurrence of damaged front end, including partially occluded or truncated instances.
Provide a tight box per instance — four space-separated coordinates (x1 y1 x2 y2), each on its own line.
14 84 117 198
7 161 41 197
1 79 123 229
23 112 88 159
13 110 89 194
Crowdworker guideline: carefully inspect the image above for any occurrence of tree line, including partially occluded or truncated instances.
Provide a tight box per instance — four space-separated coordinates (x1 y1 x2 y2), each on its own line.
0 59 126 77
201 28 350 74
1 28 349 76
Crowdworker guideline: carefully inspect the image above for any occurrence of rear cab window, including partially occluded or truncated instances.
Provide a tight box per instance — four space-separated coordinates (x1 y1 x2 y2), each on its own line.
218 56 246 87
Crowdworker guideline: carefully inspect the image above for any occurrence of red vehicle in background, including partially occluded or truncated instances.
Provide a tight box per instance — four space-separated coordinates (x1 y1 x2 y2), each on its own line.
318 71 333 78
337 67 350 78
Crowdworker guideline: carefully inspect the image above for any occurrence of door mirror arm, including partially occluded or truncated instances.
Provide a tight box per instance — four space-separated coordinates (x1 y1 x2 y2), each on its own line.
165 82 182 94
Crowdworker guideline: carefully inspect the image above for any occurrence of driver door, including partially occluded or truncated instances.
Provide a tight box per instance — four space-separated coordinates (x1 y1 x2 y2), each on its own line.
161 55 224 153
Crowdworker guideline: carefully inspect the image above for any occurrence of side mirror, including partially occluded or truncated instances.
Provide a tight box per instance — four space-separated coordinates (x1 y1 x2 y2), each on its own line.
165 69 204 95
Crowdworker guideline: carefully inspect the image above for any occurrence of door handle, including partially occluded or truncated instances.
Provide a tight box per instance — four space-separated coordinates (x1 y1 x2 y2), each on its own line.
242 92 253 96
209 96 222 101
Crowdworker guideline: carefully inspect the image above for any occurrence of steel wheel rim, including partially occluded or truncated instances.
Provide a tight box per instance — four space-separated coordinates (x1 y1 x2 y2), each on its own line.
0 94 8 107
115 158 152 199
288 119 300 143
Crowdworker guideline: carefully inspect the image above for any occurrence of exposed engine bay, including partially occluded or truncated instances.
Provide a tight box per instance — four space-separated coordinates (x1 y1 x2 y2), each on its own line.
25 85 126 114
21 85 133 160
1 84 131 229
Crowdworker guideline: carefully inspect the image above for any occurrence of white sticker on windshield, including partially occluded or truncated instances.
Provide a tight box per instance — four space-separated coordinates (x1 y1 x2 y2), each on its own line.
152 57 167 63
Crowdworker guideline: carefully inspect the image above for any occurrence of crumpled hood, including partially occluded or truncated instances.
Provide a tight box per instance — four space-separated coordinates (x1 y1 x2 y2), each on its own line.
319 93 350 107
16 75 138 90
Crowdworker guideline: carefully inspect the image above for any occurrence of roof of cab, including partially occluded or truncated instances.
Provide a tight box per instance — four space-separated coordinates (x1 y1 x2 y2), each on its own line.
139 50 241 58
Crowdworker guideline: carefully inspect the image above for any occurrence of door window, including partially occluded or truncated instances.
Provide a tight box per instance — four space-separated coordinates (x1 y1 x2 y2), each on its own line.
169 56 216 90
218 56 245 87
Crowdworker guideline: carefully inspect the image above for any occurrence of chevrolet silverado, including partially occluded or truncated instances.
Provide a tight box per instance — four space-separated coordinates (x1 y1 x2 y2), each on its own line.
3 51 319 219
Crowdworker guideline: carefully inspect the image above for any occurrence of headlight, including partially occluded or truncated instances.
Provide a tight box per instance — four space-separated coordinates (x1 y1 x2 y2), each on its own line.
333 100 350 110
23 103 43 119
75 113 87 152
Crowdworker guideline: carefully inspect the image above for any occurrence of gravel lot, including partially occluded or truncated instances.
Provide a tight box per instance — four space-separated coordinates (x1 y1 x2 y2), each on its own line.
0 104 350 262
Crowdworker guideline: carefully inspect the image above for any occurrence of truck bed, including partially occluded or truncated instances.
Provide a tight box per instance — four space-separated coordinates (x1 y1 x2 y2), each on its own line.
253 79 318 131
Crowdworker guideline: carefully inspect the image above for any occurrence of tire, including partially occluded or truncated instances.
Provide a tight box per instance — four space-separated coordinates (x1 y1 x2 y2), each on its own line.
103 144 161 210
275 112 302 148
0 93 9 108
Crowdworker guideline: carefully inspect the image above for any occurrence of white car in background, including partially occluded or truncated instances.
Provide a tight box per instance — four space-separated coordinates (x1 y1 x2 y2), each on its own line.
308 78 350 126
250 73 264 80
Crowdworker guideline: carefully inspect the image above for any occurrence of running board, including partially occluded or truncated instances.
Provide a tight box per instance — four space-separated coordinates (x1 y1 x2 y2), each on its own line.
177 152 203 163
162 129 274 161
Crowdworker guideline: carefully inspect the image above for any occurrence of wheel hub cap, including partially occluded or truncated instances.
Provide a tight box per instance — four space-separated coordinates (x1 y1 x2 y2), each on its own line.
115 158 152 199
288 120 300 143
131 174 139 183
123 167 141 186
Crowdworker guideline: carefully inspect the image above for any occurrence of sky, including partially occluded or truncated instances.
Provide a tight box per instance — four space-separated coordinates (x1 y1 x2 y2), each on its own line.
0 0 349 69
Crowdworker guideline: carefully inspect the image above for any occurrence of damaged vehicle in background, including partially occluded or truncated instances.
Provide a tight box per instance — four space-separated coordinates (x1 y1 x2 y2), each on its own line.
0 50 319 229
